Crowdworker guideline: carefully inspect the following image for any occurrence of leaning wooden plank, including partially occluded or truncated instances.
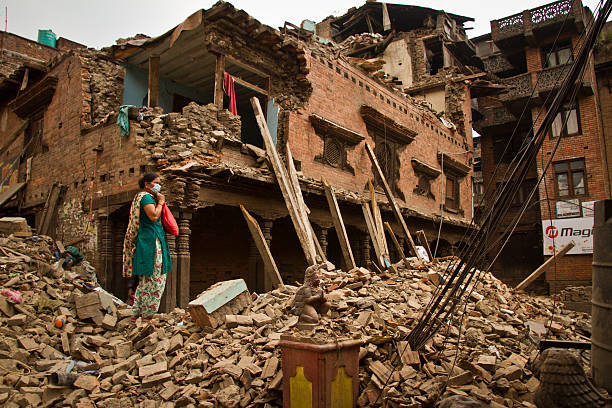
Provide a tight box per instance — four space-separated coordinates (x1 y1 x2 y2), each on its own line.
364 143 421 260
0 182 26 208
39 184 64 236
369 181 389 261
321 177 356 270
384 222 410 269
361 201 385 268
310 223 327 263
416 230 433 261
240 206 284 289
516 241 575 291
251 97 316 265
285 146 316 260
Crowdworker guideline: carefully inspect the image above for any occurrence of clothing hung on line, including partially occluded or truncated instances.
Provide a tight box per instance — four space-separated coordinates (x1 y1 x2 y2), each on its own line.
224 72 237 115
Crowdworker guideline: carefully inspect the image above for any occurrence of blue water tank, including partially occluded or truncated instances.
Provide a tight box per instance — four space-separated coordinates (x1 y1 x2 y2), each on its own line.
37 29 56 48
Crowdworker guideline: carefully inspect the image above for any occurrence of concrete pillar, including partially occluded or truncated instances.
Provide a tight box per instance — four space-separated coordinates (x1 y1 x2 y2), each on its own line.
177 211 192 309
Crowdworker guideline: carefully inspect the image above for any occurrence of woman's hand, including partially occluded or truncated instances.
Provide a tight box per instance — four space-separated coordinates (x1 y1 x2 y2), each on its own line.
156 193 165 205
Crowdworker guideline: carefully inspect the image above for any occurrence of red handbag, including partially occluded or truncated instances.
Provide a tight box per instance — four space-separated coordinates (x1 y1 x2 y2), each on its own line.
161 204 179 236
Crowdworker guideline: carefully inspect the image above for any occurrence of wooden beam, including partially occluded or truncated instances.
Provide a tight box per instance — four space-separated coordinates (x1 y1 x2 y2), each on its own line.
362 201 384 268
365 143 422 260
225 55 270 79
286 145 325 263
516 241 575 291
39 184 64 236
322 177 356 270
416 230 433 261
214 54 226 109
369 181 389 260
232 75 268 95
241 206 284 289
384 222 410 269
147 54 160 108
285 146 316 261
250 96 317 265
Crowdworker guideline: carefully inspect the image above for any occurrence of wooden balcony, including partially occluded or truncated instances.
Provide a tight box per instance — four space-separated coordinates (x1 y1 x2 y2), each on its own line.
491 0 584 49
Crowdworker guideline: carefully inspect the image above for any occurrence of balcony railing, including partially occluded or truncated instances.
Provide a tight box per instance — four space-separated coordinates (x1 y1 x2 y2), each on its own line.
501 73 533 100
482 54 514 74
537 64 571 91
492 0 580 42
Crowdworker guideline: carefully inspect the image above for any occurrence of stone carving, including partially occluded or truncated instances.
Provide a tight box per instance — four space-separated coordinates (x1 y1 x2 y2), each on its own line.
290 264 331 325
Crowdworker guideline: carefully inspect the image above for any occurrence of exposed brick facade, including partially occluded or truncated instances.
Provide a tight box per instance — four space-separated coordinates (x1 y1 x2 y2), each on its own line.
475 0 608 292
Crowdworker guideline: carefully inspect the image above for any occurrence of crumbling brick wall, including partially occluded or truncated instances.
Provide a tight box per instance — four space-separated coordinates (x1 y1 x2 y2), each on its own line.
289 51 473 224
77 49 125 128
0 32 60 62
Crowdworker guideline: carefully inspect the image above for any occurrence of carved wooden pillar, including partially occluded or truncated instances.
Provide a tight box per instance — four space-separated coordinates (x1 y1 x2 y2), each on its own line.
317 227 329 258
260 218 274 292
97 212 113 290
361 233 371 268
160 225 177 313
177 211 192 309
247 237 258 292
112 220 127 301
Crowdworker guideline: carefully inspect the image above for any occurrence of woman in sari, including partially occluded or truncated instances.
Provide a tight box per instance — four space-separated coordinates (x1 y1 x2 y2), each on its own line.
123 173 172 320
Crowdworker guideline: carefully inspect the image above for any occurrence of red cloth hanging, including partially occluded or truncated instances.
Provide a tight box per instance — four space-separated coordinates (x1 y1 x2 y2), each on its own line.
223 72 237 115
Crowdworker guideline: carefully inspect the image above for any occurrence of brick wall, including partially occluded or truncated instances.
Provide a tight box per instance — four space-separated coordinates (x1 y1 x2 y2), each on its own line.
289 51 473 225
529 31 607 286
0 32 59 61
596 67 612 193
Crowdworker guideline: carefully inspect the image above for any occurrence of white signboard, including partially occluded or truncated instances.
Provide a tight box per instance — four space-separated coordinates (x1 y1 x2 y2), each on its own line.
542 217 593 255
581 200 595 217
555 198 581 218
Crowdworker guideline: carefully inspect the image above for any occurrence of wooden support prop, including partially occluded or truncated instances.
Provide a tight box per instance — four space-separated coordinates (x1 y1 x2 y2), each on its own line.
147 54 160 107
364 143 421 260
240 206 284 289
361 201 385 268
250 96 317 265
516 241 575 291
214 53 226 109
321 177 356 270
286 146 318 261
384 222 410 269
369 181 389 260
39 184 64 236
416 230 433 261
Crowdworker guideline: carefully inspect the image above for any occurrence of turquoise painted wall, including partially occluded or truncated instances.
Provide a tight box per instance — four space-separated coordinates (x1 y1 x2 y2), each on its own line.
122 63 213 112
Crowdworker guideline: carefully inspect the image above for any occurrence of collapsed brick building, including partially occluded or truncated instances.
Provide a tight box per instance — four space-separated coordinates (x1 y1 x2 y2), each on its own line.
473 0 609 292
0 1 485 309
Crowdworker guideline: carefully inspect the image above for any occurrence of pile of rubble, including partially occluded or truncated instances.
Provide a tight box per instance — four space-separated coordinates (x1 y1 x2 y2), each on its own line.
338 33 385 56
0 233 594 407
133 102 242 167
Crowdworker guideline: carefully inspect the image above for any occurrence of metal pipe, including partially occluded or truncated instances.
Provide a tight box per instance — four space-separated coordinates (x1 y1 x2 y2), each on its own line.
592 199 612 393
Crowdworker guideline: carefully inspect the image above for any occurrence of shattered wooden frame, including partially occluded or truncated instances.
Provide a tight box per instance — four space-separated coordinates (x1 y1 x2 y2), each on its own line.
411 158 441 200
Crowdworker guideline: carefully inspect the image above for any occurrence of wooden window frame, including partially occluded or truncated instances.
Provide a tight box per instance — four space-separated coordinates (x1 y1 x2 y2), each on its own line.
550 103 581 138
553 158 587 198
542 42 574 68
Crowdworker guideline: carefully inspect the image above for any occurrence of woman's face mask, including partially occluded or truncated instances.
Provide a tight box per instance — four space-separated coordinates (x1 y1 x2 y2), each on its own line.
151 183 162 194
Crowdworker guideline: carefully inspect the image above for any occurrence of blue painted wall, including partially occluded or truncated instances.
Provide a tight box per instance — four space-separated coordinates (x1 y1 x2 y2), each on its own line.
122 63 213 112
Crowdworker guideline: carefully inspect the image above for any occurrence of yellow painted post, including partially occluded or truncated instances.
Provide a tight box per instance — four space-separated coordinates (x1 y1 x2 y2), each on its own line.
290 366 313 408
330 366 353 408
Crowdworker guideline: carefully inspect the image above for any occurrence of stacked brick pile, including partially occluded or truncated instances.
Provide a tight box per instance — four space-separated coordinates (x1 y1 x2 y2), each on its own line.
133 102 242 167
0 232 596 407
